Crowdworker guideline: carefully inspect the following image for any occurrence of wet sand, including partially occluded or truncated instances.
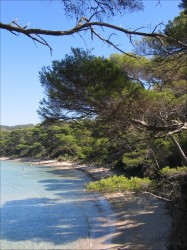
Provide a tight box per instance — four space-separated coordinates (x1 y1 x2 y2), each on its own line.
1 157 172 249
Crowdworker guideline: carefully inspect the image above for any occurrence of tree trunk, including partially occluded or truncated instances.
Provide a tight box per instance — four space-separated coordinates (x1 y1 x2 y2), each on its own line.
169 134 187 166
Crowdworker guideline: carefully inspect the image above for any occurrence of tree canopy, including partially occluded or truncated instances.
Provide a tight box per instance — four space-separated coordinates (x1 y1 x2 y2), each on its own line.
135 9 187 85
38 48 130 120
38 46 187 165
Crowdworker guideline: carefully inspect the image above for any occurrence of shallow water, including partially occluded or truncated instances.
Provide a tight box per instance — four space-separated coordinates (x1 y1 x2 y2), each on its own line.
0 160 115 249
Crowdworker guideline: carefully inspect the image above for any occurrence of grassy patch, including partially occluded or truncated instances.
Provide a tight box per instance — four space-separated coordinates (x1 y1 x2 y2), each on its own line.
160 166 187 177
86 175 152 193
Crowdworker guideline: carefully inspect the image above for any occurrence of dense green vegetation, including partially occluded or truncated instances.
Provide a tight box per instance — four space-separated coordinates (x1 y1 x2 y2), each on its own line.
86 175 153 193
1 121 186 169
160 166 187 177
0 124 34 131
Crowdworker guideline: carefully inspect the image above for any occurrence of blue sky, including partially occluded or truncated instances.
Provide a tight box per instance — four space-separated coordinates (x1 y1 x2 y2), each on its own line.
1 0 180 126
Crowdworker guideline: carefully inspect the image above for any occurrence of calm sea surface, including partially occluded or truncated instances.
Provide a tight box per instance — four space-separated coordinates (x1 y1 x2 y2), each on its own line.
0 160 115 249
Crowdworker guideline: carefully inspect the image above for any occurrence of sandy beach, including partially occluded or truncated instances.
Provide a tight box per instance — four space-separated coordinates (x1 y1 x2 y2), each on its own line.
1 157 172 249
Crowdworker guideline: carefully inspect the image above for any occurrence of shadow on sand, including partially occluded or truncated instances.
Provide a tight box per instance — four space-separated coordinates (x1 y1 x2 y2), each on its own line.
1 168 171 249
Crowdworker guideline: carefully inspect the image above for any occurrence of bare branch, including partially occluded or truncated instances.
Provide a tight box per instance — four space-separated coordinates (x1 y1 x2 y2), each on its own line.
151 22 164 34
168 134 187 165
1 18 186 54
143 191 172 203
9 30 19 36
131 119 187 133
91 27 136 57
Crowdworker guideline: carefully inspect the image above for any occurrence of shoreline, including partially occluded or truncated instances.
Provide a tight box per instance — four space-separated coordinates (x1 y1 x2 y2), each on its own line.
1 157 172 249
0 157 115 181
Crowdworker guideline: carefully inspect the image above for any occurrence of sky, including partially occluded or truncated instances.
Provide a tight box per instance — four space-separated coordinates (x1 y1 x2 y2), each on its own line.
1 0 181 126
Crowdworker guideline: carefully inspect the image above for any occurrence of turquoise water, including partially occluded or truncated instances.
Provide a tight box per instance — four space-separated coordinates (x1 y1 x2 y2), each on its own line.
0 160 115 249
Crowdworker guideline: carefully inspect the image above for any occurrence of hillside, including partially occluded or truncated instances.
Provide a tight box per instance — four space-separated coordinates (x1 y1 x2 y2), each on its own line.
0 124 35 131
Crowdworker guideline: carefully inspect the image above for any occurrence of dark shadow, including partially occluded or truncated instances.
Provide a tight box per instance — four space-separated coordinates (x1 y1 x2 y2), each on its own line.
1 196 113 245
107 194 172 249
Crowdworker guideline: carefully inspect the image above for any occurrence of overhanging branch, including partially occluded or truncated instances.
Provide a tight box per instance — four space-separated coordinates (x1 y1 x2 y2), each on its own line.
131 119 187 133
1 17 186 54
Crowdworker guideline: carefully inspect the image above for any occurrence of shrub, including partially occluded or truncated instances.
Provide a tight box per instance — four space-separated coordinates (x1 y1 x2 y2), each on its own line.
160 166 187 177
86 175 152 193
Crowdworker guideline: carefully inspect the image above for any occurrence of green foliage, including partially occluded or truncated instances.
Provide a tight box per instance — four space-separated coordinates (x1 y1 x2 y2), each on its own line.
86 175 152 193
28 142 46 158
2 116 183 171
15 143 29 156
122 149 149 168
110 53 151 88
160 166 187 177
38 48 130 121
164 11 187 45
135 10 187 85
0 124 34 130
0 130 11 156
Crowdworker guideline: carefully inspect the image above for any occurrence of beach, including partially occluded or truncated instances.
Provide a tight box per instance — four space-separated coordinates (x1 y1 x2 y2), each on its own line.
1 157 172 249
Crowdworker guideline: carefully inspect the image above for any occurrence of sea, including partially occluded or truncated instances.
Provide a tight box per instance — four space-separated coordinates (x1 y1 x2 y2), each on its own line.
0 160 115 249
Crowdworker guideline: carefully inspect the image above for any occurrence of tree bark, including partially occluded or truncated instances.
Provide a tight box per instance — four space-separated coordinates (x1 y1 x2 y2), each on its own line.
169 134 187 166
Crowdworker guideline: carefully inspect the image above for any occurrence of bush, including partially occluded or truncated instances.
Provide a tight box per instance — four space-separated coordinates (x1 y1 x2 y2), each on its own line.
86 175 152 193
160 166 187 177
